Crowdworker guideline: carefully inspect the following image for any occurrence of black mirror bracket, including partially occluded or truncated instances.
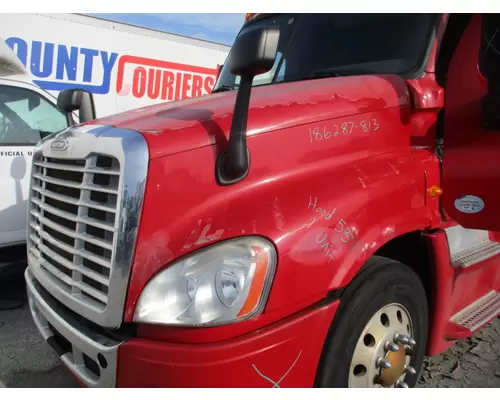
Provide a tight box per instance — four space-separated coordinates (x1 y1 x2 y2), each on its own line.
216 75 254 185
215 148 251 185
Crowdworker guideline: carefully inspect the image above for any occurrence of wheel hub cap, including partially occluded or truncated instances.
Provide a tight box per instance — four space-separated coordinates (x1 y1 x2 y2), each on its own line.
348 303 417 388
380 346 406 386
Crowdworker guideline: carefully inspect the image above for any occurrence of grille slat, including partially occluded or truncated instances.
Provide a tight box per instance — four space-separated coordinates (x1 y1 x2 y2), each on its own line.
32 185 117 214
39 256 108 304
28 153 121 312
29 237 109 287
29 245 41 259
73 265 110 287
32 173 119 195
34 160 120 175
34 230 76 261
29 215 113 251
31 197 116 232
38 254 74 287
34 227 112 271
31 237 75 275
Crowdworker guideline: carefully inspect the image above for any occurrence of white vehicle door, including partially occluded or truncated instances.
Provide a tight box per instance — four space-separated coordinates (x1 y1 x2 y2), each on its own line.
0 80 71 248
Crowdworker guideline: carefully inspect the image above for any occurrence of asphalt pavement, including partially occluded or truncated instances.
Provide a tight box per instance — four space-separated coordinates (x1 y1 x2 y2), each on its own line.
1 272 499 388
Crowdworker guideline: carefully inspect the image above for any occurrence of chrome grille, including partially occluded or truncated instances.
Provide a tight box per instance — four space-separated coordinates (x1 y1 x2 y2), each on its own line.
29 154 120 310
26 125 149 328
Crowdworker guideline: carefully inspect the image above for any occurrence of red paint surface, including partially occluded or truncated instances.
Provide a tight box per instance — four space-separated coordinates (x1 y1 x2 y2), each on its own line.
424 231 456 356
117 300 339 388
106 74 436 333
96 74 410 159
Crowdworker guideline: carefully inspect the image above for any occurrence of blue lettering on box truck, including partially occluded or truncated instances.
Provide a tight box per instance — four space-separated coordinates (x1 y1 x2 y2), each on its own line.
5 37 118 95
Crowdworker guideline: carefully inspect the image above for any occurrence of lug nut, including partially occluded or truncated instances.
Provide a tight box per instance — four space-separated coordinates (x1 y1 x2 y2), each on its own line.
394 333 406 344
405 365 416 375
394 333 415 346
396 380 409 388
395 333 416 347
385 341 399 352
377 357 392 369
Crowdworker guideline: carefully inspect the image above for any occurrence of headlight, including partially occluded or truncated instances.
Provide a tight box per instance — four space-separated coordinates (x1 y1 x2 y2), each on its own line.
133 236 277 326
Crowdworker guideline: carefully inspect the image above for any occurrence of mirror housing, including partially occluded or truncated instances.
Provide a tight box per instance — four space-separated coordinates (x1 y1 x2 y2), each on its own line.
57 89 96 124
216 25 280 186
229 25 280 77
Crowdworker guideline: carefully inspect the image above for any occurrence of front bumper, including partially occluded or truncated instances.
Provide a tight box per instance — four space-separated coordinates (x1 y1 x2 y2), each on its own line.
26 268 120 387
26 267 340 388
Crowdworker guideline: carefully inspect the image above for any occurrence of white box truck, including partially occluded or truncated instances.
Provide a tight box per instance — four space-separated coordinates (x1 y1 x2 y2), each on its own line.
0 13 231 276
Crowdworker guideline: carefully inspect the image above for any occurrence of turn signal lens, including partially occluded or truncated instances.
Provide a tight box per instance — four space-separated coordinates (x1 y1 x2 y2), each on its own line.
237 246 270 317
429 185 443 197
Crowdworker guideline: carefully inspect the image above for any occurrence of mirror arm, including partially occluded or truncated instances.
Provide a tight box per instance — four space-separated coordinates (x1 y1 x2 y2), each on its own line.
214 26 280 186
216 75 254 185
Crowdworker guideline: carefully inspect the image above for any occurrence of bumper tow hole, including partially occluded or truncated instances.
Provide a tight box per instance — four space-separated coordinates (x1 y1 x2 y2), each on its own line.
97 353 108 369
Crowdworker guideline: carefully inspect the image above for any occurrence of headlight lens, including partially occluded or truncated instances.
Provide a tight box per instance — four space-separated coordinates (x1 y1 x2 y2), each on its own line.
133 236 277 326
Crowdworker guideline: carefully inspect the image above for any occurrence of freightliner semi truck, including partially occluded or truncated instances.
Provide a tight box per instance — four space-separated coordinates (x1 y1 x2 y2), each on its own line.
23 13 500 388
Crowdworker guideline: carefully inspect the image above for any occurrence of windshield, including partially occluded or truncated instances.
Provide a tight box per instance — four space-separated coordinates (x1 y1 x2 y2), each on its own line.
0 85 68 145
214 13 439 91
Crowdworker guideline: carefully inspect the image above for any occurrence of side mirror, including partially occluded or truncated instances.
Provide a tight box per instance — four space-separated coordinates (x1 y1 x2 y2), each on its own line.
57 89 96 124
216 25 280 186
229 25 280 77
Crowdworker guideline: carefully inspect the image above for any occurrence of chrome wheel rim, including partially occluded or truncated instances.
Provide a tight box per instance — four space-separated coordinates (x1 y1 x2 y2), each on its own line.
348 303 417 388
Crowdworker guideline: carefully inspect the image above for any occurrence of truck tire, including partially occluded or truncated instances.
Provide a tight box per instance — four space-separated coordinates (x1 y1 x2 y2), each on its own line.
315 256 428 388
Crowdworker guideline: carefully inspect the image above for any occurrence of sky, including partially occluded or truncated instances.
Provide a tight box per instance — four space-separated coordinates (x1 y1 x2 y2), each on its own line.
88 13 246 46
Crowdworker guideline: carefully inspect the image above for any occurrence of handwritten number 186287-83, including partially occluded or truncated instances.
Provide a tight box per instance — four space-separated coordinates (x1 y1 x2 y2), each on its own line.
309 118 380 143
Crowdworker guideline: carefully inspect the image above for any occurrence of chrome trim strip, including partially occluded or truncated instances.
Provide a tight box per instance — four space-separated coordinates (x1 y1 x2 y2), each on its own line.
27 124 149 328
25 268 119 387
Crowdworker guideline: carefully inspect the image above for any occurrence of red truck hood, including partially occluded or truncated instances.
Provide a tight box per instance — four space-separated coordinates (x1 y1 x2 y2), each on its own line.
94 75 409 159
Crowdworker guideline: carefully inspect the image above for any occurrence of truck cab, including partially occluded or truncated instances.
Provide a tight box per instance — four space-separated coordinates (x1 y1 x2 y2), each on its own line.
24 13 500 388
0 39 77 276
